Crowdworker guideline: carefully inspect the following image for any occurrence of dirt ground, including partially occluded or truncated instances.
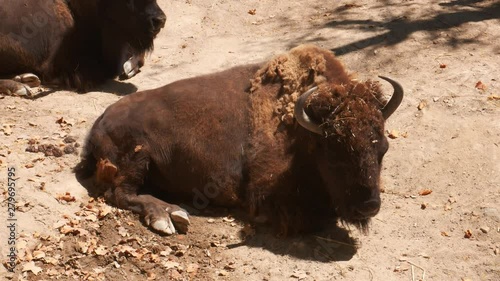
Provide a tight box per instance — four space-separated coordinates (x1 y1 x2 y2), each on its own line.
1 0 499 280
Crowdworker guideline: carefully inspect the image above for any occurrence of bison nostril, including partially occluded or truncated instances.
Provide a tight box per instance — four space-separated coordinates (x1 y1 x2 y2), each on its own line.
150 15 166 31
355 199 380 218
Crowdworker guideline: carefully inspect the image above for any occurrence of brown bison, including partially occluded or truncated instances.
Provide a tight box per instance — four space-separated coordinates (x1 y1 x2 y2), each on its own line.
0 0 166 97
77 45 403 236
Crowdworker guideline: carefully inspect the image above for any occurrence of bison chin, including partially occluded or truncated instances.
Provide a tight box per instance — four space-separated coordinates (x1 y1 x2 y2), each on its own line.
317 159 381 234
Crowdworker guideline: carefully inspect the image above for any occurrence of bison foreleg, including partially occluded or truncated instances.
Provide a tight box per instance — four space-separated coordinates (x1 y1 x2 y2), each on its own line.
0 79 35 97
105 186 190 235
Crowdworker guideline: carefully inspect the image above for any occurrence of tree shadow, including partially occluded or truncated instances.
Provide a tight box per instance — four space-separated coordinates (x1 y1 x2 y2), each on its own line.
326 0 500 56
275 0 499 56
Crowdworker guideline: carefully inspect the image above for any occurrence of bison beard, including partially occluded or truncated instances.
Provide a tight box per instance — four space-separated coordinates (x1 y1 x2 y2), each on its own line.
76 45 403 236
0 0 166 96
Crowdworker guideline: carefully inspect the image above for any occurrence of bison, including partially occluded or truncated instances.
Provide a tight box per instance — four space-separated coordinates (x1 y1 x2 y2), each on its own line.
76 45 404 236
0 0 166 97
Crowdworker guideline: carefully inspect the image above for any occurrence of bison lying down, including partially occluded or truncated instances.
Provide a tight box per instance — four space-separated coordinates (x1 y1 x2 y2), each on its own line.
77 45 403 236
0 0 166 97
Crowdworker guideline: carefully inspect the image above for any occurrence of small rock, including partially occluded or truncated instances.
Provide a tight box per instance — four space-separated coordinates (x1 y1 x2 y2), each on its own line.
479 226 489 233
63 136 77 143
52 147 64 157
63 145 75 154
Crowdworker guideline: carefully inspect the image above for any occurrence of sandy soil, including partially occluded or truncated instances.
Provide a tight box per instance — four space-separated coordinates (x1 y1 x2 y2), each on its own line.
1 0 499 280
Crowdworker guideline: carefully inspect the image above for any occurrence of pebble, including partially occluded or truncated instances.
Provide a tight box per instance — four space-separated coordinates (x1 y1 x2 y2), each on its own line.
479 226 489 233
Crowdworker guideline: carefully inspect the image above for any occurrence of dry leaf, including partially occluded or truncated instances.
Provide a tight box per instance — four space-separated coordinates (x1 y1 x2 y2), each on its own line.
32 251 46 260
248 9 256 15
98 205 112 219
57 192 76 202
417 100 428 110
487 94 500 100
22 261 43 275
94 246 108 256
162 261 180 269
43 256 59 265
439 64 447 68
464 229 473 239
475 81 487 91
388 129 399 139
160 247 173 256
118 226 129 237
46 268 59 276
418 189 432 196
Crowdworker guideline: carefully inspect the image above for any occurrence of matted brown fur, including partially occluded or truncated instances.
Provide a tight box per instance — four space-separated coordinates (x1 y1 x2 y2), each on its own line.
246 45 388 234
78 44 395 236
0 0 165 91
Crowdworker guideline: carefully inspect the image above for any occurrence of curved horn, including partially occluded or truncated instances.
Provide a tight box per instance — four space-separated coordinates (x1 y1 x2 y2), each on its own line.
378 76 404 120
294 86 323 135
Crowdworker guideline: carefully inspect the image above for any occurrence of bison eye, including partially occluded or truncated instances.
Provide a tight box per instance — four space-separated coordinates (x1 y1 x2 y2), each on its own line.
378 139 389 163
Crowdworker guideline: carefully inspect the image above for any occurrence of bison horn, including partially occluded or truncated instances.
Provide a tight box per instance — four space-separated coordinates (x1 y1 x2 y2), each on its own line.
378 76 404 119
294 86 323 135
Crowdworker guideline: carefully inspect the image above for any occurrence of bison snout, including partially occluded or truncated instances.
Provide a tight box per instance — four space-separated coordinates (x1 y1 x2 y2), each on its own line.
150 14 166 34
353 198 380 218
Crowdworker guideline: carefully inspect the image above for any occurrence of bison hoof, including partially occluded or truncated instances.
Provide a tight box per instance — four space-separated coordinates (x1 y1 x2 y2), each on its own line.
146 208 190 235
0 80 35 97
122 57 141 79
14 73 41 87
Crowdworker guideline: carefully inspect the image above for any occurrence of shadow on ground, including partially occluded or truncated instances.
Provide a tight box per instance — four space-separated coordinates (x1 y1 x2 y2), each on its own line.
285 0 500 56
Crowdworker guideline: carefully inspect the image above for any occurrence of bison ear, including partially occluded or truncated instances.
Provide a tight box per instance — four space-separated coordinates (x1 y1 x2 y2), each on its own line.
96 159 118 184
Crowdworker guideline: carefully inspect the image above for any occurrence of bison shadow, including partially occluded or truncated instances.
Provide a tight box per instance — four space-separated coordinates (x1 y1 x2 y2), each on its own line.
75 172 358 262
94 80 138 96
26 79 138 99
181 205 358 262
228 223 359 262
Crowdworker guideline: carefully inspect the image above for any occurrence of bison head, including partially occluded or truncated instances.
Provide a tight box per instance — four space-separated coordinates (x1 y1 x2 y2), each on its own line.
100 0 166 51
295 77 403 230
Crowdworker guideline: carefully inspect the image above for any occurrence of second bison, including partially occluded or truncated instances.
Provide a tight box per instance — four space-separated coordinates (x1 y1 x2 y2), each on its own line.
0 0 166 96
77 45 404 236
